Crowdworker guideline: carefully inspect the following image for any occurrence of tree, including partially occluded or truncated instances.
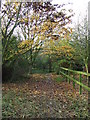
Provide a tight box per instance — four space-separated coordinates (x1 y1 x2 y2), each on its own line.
2 1 22 65
2 1 74 78
17 2 73 73
40 28 74 73
71 16 88 73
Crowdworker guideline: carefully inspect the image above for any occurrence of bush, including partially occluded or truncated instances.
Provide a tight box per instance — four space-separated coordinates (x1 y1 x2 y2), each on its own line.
2 57 30 82
2 64 14 82
11 57 29 81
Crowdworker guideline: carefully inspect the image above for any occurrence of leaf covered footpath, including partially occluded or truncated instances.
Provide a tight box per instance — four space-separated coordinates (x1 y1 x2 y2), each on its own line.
2 73 89 118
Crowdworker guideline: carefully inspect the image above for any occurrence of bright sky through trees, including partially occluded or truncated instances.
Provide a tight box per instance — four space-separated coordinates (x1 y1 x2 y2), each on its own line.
52 0 90 25
2 0 90 25
2 0 90 36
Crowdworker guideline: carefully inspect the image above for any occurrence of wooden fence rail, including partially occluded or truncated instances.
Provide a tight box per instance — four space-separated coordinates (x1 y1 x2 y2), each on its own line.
60 67 90 94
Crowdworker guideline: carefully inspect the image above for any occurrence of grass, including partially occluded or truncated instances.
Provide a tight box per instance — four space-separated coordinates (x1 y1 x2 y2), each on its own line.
69 97 88 118
32 69 49 74
65 91 89 118
2 90 39 118
56 76 64 82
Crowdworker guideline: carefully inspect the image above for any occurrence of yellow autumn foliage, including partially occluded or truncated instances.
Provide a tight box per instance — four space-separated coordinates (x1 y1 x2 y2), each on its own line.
18 40 34 49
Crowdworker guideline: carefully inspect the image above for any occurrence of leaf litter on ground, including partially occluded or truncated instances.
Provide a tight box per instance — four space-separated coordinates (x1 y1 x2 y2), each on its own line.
2 73 89 118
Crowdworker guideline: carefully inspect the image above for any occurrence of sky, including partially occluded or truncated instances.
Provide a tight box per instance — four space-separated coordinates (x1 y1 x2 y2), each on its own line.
2 0 90 25
2 0 90 37
52 0 90 25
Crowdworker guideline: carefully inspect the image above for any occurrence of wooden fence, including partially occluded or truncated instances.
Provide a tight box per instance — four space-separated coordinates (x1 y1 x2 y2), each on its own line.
60 67 90 94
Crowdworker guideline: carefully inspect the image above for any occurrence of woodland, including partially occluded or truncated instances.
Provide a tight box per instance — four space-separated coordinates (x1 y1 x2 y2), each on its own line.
1 1 90 118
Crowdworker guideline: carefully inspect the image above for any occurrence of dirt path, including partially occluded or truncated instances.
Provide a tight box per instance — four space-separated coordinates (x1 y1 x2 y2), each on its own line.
2 73 88 118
